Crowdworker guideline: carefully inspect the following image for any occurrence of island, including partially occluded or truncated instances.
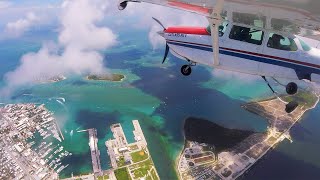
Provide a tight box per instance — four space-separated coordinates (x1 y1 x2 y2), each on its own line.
35 75 66 84
177 91 319 180
86 73 125 82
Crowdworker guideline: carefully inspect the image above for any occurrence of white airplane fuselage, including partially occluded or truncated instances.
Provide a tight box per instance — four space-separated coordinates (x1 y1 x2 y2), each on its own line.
162 23 320 83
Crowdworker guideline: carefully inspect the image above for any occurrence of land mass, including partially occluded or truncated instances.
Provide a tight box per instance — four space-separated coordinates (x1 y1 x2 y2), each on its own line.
86 74 125 82
177 91 319 180
184 117 254 153
35 75 66 84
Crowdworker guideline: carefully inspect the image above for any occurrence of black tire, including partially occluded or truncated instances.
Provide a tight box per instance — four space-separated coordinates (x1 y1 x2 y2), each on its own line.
286 82 298 95
181 65 192 76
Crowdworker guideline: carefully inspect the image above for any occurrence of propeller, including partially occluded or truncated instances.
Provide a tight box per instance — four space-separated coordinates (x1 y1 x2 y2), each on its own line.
152 17 166 30
152 17 169 64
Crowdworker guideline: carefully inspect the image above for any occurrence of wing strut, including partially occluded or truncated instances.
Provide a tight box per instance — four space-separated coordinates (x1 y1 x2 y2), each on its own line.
207 0 224 67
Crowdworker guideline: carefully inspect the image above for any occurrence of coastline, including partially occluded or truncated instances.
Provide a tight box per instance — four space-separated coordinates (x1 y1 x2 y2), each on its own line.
235 93 320 179
175 139 186 180
175 91 319 180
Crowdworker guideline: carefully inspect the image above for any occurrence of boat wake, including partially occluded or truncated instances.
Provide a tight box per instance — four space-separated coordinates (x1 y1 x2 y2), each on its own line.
23 93 33 96
56 99 68 111
56 97 66 103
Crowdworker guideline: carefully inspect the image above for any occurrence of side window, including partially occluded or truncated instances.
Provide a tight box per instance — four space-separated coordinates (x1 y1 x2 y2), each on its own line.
206 21 229 37
218 21 228 37
267 33 298 51
229 25 264 45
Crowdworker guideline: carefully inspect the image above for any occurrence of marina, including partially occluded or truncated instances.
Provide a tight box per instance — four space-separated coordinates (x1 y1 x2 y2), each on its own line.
0 104 71 179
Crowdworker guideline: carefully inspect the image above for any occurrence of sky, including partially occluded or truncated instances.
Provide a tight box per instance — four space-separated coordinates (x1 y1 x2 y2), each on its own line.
2 0 295 98
0 0 210 95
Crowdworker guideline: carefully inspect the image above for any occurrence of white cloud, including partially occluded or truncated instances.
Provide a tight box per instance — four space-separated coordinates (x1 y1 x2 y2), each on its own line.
5 12 40 37
101 2 208 49
0 1 11 9
129 4 208 49
1 0 117 96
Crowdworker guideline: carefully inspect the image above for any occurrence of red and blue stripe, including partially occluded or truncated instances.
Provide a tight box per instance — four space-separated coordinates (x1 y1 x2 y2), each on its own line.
166 39 320 74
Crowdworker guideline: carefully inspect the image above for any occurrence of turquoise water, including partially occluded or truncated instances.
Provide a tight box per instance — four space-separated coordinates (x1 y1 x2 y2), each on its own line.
1 27 319 179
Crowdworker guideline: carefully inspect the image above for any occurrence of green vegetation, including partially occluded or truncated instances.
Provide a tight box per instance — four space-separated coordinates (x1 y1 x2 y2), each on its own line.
116 156 126 167
114 168 131 180
132 167 149 178
131 159 158 180
283 91 318 108
87 73 125 82
97 175 110 180
131 150 148 163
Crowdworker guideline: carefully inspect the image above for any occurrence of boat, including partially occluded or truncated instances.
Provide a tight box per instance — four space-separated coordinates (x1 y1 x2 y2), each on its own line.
57 164 69 173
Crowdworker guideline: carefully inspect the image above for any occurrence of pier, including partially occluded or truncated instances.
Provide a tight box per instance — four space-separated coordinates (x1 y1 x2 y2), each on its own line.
132 120 147 148
54 120 64 141
87 128 102 176
105 123 128 169
105 120 160 180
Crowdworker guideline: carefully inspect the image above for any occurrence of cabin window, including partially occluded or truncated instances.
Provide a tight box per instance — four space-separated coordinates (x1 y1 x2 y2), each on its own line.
232 12 266 28
229 25 264 45
219 21 228 37
267 33 298 51
206 21 229 37
271 18 299 33
298 39 312 51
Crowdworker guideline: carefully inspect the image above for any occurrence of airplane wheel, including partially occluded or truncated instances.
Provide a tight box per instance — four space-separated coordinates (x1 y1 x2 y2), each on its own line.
286 82 298 95
181 65 192 76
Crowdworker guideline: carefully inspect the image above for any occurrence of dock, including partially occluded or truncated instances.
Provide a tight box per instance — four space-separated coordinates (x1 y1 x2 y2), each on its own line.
105 123 128 169
54 120 64 141
132 120 147 148
87 128 102 176
105 120 160 180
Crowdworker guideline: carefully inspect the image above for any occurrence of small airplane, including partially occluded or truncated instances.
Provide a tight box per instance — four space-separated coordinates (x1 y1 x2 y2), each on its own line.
117 0 320 113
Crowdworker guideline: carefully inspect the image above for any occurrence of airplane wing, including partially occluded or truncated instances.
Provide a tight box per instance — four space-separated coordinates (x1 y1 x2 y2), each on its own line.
118 0 320 41
118 0 216 17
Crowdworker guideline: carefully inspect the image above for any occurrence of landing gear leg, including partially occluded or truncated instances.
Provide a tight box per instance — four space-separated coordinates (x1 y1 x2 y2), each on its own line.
271 78 298 95
261 76 298 113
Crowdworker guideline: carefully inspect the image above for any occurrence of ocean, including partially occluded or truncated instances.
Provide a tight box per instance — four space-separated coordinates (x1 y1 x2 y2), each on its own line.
1 27 320 179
